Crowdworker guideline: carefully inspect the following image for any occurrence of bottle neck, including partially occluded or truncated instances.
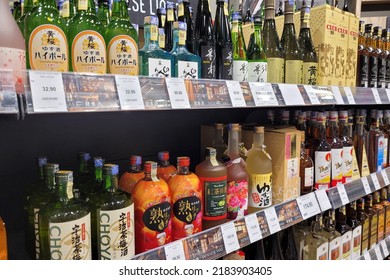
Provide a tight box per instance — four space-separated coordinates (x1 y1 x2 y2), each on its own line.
111 0 121 19
57 180 73 202
178 165 190 175
76 0 95 13
172 28 186 49
103 174 119 192
129 164 141 172
228 129 240 159
79 161 89 175
95 166 103 182
45 173 56 191
265 6 275 20
144 24 159 45
253 132 264 149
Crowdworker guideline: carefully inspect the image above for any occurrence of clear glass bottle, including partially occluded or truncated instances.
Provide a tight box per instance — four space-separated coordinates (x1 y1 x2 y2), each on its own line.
231 12 248 82
157 151 177 183
177 0 194 54
118 155 144 195
339 111 354 184
303 214 329 260
327 111 343 187
346 201 362 259
335 205 352 260
322 210 341 260
164 1 176 52
313 113 331 190
300 131 314 195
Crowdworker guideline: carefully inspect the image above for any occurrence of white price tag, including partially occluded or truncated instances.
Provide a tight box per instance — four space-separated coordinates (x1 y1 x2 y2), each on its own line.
226 80 246 107
263 207 281 234
363 251 371 260
303 85 321 104
374 245 383 260
371 173 381 190
331 86 345 105
249 82 278 106
115 75 145 110
221 222 240 254
296 193 321 219
386 89 390 103
380 240 389 257
315 189 332 212
381 170 390 186
164 240 186 260
343 87 356 104
337 184 349 205
361 177 372 195
166 78 191 109
244 213 262 243
278 84 305 105
371 88 382 104
29 71 67 112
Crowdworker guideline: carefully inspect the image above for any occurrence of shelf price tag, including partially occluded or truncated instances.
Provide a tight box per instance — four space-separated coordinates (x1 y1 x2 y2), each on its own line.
381 170 390 186
337 184 349 205
303 85 321 104
29 71 67 112
374 245 383 260
115 75 145 110
263 207 281 235
221 222 240 254
278 84 305 105
371 173 381 191
330 86 345 105
380 240 389 257
315 189 332 212
244 213 262 243
166 78 191 109
226 80 246 107
164 240 186 260
363 251 371 260
249 82 278 106
343 87 356 104
361 177 371 195
296 193 321 220
371 88 382 104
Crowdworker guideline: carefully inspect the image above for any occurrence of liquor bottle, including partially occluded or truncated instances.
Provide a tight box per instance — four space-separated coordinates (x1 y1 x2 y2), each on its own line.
366 110 385 173
13 0 21 20
380 188 390 237
238 124 248 162
335 206 352 260
365 194 378 249
164 1 176 52
263 0 284 83
214 0 233 80
298 3 317 85
300 131 314 195
194 0 216 79
366 24 379 88
385 29 390 89
90 157 104 194
246 126 273 211
73 152 92 201
0 217 7 260
132 161 172 254
313 113 331 190
296 111 307 132
105 0 138 75
195 147 227 226
373 26 383 88
118 155 144 195
231 12 248 82
281 227 299 260
327 111 343 187
243 9 252 25
177 0 194 54
27 156 49 199
212 123 228 163
264 232 284 260
138 16 174 77
357 20 369 87
247 11 267 83
90 164 134 260
322 210 341 260
281 0 303 84
339 111 354 183
157 151 177 182
16 0 35 33
378 110 389 168
26 163 59 260
357 198 370 255
97 0 110 27
342 0 349 11
170 21 201 79
354 115 370 177
62 0 76 25
373 191 385 242
276 0 283 16
157 7 166 29
68 0 107 74
303 214 329 260
39 170 92 260
379 29 388 88
243 240 266 260
168 157 202 240
158 28 165 50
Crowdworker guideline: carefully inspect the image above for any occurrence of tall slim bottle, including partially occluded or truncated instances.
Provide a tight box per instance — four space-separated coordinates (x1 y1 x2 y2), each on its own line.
365 194 378 249
281 227 299 260
357 198 370 255
379 28 388 88
339 111 354 183
354 115 370 177
212 123 228 163
264 232 284 260
373 191 385 243
366 110 385 173
335 205 352 260
357 20 368 87
164 1 176 52
300 131 314 195
177 0 194 54
313 113 331 190
328 111 343 187
380 188 390 237
157 7 166 29
231 12 248 82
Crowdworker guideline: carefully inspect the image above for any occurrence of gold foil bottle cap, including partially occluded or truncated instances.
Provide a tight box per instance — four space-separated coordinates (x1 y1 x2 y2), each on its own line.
254 126 265 133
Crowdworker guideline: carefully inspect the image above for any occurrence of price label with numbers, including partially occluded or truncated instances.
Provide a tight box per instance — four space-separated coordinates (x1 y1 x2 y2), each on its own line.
363 251 371 260
374 245 383 260
221 222 240 254
371 88 382 104
371 173 381 190
315 189 332 212
166 78 191 109
296 193 321 219
249 83 278 106
337 184 349 205
263 207 281 234
380 240 389 257
244 213 262 243
330 86 345 105
343 87 356 104
361 177 372 195
226 80 246 107
303 85 321 104
164 240 186 260
381 170 390 186
29 71 67 112
115 75 145 110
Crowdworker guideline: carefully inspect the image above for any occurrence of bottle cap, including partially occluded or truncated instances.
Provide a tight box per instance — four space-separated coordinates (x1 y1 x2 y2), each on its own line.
311 111 318 120
157 7 166 14
130 155 142 166
144 161 157 173
330 111 338 121
281 110 289 121
384 110 390 118
365 24 372 33
78 152 91 162
228 123 240 131
339 110 348 120
232 11 242 22
159 28 165 35
44 163 60 175
254 126 264 133
173 21 187 31
377 110 384 119
38 156 48 167
205 147 217 157
215 123 224 130
55 170 73 182
158 151 170 161
144 16 159 26
103 164 119 176
299 111 306 120
166 1 175 9
94 157 104 167
177 156 190 167
373 26 381 36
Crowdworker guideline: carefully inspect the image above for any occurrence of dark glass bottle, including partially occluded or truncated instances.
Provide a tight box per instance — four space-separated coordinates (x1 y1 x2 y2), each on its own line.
243 240 266 260
373 191 386 243
357 198 370 255
346 201 362 259
177 0 194 54
281 227 299 260
379 28 388 88
342 0 349 11
365 194 378 249
336 205 352 260
157 7 166 29
264 232 284 260
366 24 379 88
164 1 176 52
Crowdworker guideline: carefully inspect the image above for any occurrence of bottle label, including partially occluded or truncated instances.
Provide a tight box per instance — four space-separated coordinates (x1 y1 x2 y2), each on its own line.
78 0 88 10
331 148 343 187
148 58 171 77
370 215 378 249
359 54 369 87
49 213 91 260
248 173 272 208
199 176 227 218
316 242 329 260
172 196 202 238
329 236 341 260
98 204 134 260
28 24 68 72
247 62 267 82
226 179 248 220
379 57 386 87
351 225 362 260
369 56 378 88
361 145 370 177
385 208 390 237
314 151 331 190
178 30 186 46
361 219 369 254
200 45 216 79
167 9 174 21
377 209 385 242
178 61 199 79
33 208 40 259
224 2 229 16
341 231 352 260
383 138 388 167
72 30 107 74
302 62 317 85
178 3 184 17
107 35 138 75
0 47 26 92
285 60 303 84
377 135 385 171
304 167 314 187
267 57 284 83
221 47 233 80
233 60 248 82
386 60 390 87
160 16 166 28
158 32 165 49
342 146 353 183
62 0 70 18
351 148 360 182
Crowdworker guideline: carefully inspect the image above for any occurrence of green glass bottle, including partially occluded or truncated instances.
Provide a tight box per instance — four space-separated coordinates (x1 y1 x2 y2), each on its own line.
281 0 303 84
105 0 138 75
27 156 48 199
26 163 59 260
74 152 93 201
90 157 104 194
177 0 194 54
61 0 76 25
24 0 68 71
231 12 248 82
247 11 267 82
16 0 37 35
39 170 92 260
171 21 201 79
138 16 174 77
164 1 176 52
68 0 107 74
97 0 110 27
90 164 134 260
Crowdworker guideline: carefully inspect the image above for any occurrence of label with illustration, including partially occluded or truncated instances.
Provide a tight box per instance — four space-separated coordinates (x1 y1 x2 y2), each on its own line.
341 231 352 260
98 204 134 260
226 179 248 220
331 148 343 187
177 61 199 79
351 225 362 260
377 210 385 242
329 236 341 260
386 208 390 237
172 196 202 238
233 60 248 82
49 214 91 260
314 151 331 190
383 138 388 167
370 215 378 249
0 47 26 91
107 35 138 75
302 62 317 85
200 176 227 218
248 173 272 208
267 57 284 83
285 60 303 84
342 146 353 183
148 58 171 77
361 219 369 254
316 242 328 260
377 136 385 171
247 62 267 82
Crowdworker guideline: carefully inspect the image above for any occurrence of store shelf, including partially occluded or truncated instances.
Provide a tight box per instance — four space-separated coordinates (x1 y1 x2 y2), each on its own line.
360 235 390 260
